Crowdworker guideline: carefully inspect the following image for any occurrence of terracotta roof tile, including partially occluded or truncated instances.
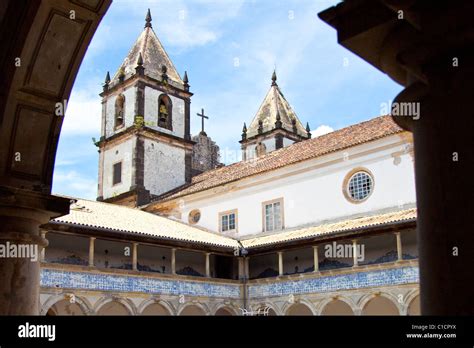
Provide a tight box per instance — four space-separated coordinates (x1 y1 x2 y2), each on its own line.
52 199 239 249
153 115 403 202
241 208 417 248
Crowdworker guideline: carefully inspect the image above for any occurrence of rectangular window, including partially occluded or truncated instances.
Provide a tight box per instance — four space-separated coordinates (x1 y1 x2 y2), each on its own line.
263 198 284 232
113 162 122 185
219 210 238 233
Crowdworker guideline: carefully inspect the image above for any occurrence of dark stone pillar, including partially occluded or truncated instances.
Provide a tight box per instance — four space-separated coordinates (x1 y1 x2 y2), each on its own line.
318 0 474 315
275 134 283 150
393 67 474 315
0 186 69 314
185 151 193 183
184 97 191 141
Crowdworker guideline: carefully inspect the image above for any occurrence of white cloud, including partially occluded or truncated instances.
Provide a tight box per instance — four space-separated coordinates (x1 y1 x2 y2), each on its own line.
62 89 102 136
53 170 97 200
312 125 334 137
102 0 244 50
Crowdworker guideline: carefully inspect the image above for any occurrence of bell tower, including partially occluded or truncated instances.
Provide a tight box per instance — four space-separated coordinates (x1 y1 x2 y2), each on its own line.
97 9 193 207
240 71 311 160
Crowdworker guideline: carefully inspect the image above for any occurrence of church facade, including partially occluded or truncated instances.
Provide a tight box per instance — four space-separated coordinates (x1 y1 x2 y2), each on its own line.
39 10 420 316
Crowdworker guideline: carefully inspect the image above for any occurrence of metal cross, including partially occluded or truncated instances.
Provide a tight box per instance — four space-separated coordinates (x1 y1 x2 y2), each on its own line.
197 108 209 134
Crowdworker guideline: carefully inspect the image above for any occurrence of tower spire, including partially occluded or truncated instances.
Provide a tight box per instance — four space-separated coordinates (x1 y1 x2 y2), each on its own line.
271 70 277 86
145 8 152 28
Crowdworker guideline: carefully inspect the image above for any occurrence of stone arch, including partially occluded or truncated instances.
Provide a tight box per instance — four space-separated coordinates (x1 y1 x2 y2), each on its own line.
213 304 238 316
158 93 173 130
316 296 356 315
114 94 125 128
178 302 209 316
94 297 137 316
319 298 355 315
41 294 92 316
284 302 315 316
360 292 400 315
0 0 110 315
139 299 175 316
406 290 421 316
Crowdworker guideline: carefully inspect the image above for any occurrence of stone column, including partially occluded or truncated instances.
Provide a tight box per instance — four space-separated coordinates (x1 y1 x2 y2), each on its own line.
40 229 47 262
352 240 358 267
395 232 403 262
205 252 211 278
392 74 474 314
313 246 319 272
132 242 138 271
0 187 69 315
318 0 474 315
244 257 249 279
238 257 246 280
278 251 283 276
171 248 176 275
88 237 95 267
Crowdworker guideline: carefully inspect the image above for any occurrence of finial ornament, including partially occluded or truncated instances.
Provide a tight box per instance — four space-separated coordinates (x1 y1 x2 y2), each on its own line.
275 110 282 128
271 70 277 86
145 9 152 28
242 122 247 140
105 71 110 84
183 71 189 91
103 71 110 91
306 122 312 138
161 65 168 83
135 52 145 75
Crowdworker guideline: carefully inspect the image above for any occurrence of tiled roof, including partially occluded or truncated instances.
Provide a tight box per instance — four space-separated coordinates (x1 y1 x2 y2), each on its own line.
246 75 308 138
51 199 415 250
52 199 238 249
241 208 417 249
152 115 403 202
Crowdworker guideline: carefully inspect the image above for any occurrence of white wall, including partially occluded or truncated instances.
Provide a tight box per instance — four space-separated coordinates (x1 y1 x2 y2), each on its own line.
102 137 134 199
144 87 185 138
177 134 416 237
144 139 186 196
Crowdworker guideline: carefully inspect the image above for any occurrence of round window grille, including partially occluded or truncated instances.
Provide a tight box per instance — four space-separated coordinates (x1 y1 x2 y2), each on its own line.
347 171 373 202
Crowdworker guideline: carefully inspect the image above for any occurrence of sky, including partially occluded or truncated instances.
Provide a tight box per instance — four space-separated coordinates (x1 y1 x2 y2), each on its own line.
52 0 403 200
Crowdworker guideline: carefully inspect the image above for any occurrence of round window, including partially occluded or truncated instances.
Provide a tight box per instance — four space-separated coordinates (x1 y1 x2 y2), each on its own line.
188 209 201 224
346 171 373 202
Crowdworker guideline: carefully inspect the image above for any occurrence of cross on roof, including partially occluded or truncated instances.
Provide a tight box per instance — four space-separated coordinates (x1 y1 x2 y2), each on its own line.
197 108 209 135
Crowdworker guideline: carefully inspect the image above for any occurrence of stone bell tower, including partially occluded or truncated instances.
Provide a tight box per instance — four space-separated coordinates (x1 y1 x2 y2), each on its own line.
96 9 193 207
